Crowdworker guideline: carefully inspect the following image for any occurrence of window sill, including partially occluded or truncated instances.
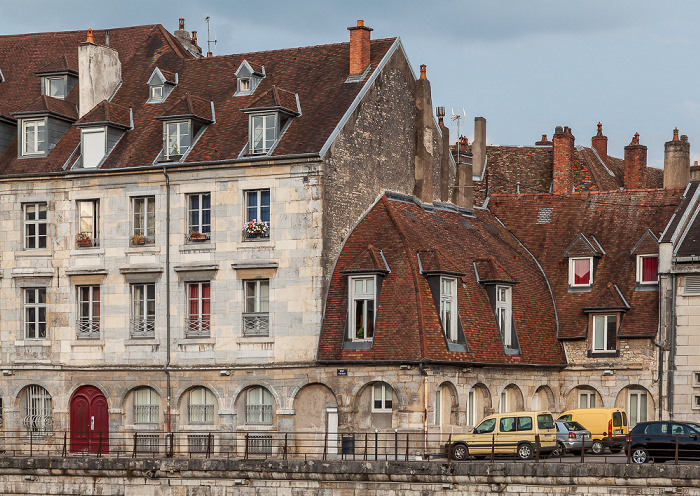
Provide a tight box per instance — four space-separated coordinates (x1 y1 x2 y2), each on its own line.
342 340 373 350
236 424 275 431
125 245 160 255
242 237 273 245
71 339 104 347
16 250 51 258
124 339 160 347
587 350 620 358
176 337 215 346
14 340 51 347
179 243 215 253
635 283 659 292
236 336 274 345
125 424 161 431
179 424 216 432
446 342 468 353
568 286 593 293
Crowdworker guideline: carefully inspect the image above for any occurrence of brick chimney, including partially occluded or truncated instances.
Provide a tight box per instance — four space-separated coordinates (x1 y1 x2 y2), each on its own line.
414 64 434 203
78 29 121 118
535 134 552 146
624 133 647 190
664 128 691 188
552 126 575 194
472 117 486 177
591 122 608 164
348 20 372 76
174 18 203 57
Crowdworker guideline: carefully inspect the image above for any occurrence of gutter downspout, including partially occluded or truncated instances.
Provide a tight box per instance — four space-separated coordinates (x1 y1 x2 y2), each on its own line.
669 273 677 420
163 167 172 435
419 361 428 457
653 338 664 420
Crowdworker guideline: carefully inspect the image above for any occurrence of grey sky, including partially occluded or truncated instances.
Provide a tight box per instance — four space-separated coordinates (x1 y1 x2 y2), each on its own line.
3 0 700 168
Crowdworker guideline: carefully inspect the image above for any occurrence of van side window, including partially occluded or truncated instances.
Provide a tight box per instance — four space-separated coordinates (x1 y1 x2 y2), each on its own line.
622 411 628 427
500 417 516 432
613 412 621 427
537 414 555 429
474 418 496 434
517 416 533 431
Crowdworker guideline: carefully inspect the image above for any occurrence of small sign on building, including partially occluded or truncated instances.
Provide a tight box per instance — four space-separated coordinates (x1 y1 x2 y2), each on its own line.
337 369 348 376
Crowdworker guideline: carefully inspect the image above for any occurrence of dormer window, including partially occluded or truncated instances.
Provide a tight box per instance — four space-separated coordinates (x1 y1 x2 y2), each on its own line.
165 120 190 159
637 255 659 285
150 85 164 102
238 78 251 93
496 285 514 348
569 257 593 287
250 114 277 155
349 275 376 341
439 277 457 342
147 68 178 104
22 119 46 156
45 76 66 99
81 127 106 168
234 60 264 97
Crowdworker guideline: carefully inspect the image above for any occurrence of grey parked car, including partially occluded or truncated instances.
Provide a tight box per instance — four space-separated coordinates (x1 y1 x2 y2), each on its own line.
552 420 593 456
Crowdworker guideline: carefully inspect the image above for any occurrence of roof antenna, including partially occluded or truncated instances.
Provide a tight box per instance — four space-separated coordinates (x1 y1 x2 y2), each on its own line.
451 108 467 166
204 16 217 57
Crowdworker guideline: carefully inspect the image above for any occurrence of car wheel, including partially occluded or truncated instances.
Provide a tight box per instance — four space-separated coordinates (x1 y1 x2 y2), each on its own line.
517 443 533 460
451 443 469 461
631 448 649 464
590 440 604 455
551 442 565 457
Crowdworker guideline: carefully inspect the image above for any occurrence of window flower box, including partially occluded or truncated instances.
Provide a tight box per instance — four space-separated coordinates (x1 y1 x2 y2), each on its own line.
242 219 269 239
76 233 93 247
189 231 208 242
130 234 146 246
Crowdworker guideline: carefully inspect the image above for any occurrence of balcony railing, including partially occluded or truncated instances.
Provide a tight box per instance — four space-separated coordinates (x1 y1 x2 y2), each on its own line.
246 404 273 425
22 414 53 435
186 231 211 243
186 316 211 337
134 405 159 424
130 235 155 247
77 317 100 339
130 317 155 338
189 404 214 424
243 313 269 337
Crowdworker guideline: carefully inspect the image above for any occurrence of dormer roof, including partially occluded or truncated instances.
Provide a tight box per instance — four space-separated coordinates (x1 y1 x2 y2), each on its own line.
474 257 517 284
34 55 78 76
341 244 390 274
563 233 604 258
74 100 131 129
630 229 659 255
147 67 177 86
243 86 300 116
156 93 213 123
583 282 630 313
12 94 78 121
235 59 265 78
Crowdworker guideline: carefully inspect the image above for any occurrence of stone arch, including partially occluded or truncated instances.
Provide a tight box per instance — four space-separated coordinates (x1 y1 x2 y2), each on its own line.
615 384 655 427
564 385 603 411
531 385 555 412
499 383 524 413
436 381 459 427
119 382 166 410
230 380 283 410
176 385 220 427
353 380 398 431
233 383 278 428
123 385 164 426
466 382 492 426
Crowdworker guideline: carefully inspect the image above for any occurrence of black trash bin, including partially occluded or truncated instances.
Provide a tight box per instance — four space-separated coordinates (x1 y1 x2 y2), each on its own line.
341 434 355 455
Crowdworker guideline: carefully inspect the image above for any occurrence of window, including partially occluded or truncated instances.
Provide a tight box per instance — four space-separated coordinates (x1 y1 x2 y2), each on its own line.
188 193 211 241
132 196 155 244
77 285 100 338
349 276 376 341
569 257 593 287
244 189 270 238
24 202 47 249
579 390 596 408
21 385 52 434
250 114 277 154
189 387 215 424
134 387 159 424
496 285 513 347
685 275 700 294
187 282 210 337
440 277 457 341
77 200 99 247
474 417 496 434
131 283 155 338
246 387 273 424
22 119 46 156
629 391 647 427
243 279 269 336
238 78 251 92
499 390 508 413
592 314 617 352
467 389 475 426
81 128 106 168
150 85 164 101
45 77 66 99
637 255 659 284
165 121 190 159
372 383 393 412
24 288 47 340
435 388 442 426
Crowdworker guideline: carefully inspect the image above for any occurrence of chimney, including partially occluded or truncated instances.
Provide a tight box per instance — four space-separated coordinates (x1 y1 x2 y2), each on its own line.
413 64 434 203
664 128 691 188
452 133 473 210
624 133 647 190
348 20 372 76
78 29 121 118
591 122 608 163
472 117 486 176
535 134 552 146
691 161 700 182
174 18 203 57
552 126 575 194
437 108 452 202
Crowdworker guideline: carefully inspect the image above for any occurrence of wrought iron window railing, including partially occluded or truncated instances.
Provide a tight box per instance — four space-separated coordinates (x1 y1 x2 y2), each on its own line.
135 434 160 453
189 404 214 424
246 404 273 425
134 405 159 424
77 317 100 338
186 317 210 337
242 313 269 336
130 317 155 338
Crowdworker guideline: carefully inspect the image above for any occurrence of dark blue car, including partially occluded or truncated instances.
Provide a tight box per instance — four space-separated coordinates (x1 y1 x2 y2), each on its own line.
627 421 700 463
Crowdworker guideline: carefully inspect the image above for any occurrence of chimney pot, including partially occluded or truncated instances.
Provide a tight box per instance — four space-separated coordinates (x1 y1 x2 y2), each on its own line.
591 122 608 163
86 28 94 44
597 122 603 136
348 20 373 76
357 20 364 27
420 64 426 79
673 127 679 141
192 31 197 44
682 135 689 142
179 18 185 30
542 134 547 141
555 126 564 134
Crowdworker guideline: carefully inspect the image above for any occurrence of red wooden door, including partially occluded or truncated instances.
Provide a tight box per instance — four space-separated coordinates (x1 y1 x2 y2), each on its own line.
70 386 109 453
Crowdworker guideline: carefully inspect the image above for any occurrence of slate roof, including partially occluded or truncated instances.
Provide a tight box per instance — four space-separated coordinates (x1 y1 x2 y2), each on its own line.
489 189 685 339
0 24 397 174
661 182 700 258
319 193 566 366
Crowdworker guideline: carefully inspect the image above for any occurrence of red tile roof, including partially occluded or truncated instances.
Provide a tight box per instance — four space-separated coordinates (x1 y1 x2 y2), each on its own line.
76 100 130 129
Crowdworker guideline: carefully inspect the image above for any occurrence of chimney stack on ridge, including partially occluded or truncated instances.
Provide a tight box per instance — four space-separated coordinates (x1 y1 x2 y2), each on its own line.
472 117 486 177
348 20 372 76
664 128 691 188
552 126 575 194
78 29 122 118
624 132 647 190
591 122 608 164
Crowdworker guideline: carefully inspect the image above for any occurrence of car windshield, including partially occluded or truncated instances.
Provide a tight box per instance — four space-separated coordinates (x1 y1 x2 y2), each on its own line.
563 421 586 431
685 422 700 434
558 414 572 421
474 418 496 434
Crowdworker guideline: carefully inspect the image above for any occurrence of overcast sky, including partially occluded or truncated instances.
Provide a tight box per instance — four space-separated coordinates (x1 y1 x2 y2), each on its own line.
3 0 700 168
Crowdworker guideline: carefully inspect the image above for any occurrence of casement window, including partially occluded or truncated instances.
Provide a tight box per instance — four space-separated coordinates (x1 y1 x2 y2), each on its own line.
134 387 159 424
165 120 190 159
187 282 210 337
496 285 513 348
249 114 277 155
131 283 155 338
592 314 617 352
45 77 66 99
81 128 106 168
187 193 211 241
77 200 99 247
637 255 659 284
238 78 251 93
150 85 164 101
132 196 156 244
24 288 47 339
435 388 442 426
579 391 596 409
569 257 593 287
440 277 457 342
22 119 46 156
372 383 393 412
629 391 647 427
24 202 47 249
349 276 376 341
246 387 273 425
243 279 269 336
467 389 475 426
244 189 271 238
21 385 52 434
188 387 215 424
77 285 100 338
499 390 508 413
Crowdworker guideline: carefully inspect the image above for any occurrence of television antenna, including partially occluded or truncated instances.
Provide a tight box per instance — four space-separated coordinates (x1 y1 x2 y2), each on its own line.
204 16 217 56
451 108 467 164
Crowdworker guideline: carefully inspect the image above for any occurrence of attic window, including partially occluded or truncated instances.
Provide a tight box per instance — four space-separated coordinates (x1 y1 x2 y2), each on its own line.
22 119 46 156
146 68 177 104
234 60 264 97
150 85 164 101
239 78 251 92
81 128 107 168
45 77 66 100
250 114 277 155
165 121 190 159
636 255 658 285
569 257 593 287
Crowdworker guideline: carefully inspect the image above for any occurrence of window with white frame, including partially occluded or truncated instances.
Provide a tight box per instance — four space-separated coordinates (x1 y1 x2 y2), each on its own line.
467 389 476 426
250 113 277 154
628 391 647 427
22 119 46 156
45 77 66 99
637 255 659 284
496 285 513 347
150 85 164 101
187 193 211 241
578 390 596 408
77 285 100 339
244 189 270 238
372 383 393 412
499 390 508 413
592 314 617 352
24 202 47 249
238 78 251 93
24 288 47 339
81 128 106 168
349 276 376 341
440 277 457 342
189 387 215 424
77 200 99 247
21 385 52 434
569 257 593 287
435 388 442 426
243 279 269 336
134 387 159 424
165 120 190 159
132 196 156 244
187 282 210 337
246 386 273 424
131 283 155 338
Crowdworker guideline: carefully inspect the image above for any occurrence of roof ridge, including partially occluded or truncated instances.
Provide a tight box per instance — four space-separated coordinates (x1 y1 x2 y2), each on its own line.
0 24 162 39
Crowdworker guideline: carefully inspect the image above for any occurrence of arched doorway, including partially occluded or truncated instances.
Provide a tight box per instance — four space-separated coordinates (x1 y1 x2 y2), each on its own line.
70 385 109 453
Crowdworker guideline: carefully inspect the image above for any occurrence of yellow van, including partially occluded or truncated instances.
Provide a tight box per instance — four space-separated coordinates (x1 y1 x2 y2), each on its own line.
557 408 628 454
448 411 557 460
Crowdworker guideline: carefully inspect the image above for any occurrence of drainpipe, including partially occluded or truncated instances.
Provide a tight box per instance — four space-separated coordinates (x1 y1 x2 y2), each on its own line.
669 273 677 420
419 361 428 457
653 338 663 420
163 167 172 434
